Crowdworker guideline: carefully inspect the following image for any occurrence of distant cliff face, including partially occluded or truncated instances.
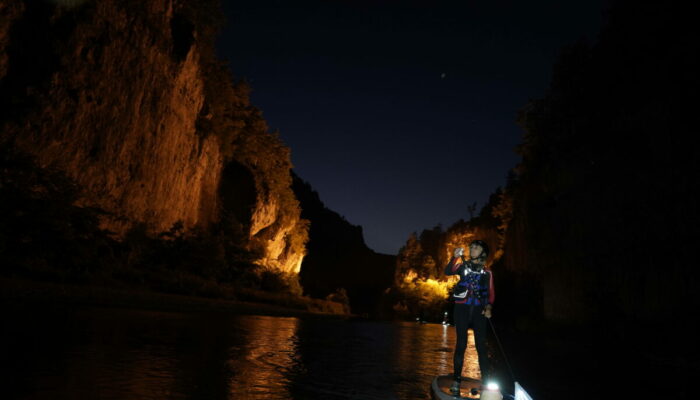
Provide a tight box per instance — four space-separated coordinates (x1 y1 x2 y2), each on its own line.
292 172 395 314
394 190 506 284
388 191 508 320
395 224 501 284
0 0 306 273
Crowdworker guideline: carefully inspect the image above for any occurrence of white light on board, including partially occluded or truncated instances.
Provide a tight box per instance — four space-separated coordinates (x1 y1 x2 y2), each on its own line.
515 382 534 400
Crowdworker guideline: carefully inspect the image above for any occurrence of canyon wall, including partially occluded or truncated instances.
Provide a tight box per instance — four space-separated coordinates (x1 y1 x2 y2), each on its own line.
393 2 698 325
0 0 306 273
500 1 698 324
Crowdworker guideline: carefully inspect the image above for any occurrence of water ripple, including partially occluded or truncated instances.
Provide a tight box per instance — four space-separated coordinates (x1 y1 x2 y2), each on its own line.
5 308 483 400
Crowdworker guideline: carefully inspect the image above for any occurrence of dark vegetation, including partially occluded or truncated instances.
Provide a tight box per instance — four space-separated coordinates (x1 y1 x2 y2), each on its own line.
500 0 698 326
399 0 698 332
496 4 698 393
395 1 698 397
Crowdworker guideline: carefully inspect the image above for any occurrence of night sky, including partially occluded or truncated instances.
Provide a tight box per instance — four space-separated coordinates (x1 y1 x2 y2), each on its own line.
216 0 607 255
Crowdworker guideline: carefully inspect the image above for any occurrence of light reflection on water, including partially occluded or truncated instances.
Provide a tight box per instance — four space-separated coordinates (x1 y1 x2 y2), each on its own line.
4 306 481 400
226 316 301 399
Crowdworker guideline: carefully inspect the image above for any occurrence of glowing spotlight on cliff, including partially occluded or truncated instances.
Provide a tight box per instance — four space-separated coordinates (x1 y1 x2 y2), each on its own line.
291 254 305 275
399 270 459 301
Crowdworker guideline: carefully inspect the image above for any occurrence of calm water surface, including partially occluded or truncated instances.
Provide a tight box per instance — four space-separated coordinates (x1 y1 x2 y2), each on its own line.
4 305 484 399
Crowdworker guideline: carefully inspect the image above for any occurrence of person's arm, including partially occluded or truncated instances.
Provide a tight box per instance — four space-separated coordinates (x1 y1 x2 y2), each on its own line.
444 257 463 275
444 248 465 275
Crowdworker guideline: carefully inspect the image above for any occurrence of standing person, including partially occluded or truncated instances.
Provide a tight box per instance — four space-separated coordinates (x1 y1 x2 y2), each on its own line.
445 240 495 395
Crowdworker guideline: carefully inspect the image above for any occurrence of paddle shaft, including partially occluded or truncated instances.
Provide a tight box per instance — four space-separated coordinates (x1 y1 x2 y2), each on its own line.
488 318 517 383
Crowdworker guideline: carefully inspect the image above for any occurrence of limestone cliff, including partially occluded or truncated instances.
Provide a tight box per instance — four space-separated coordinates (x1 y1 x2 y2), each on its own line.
0 0 306 273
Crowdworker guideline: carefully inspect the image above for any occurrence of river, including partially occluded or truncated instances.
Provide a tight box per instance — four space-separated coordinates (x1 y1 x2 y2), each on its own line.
4 305 486 400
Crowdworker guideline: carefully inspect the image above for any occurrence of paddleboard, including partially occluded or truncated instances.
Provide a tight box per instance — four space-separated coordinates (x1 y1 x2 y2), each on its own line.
430 375 482 400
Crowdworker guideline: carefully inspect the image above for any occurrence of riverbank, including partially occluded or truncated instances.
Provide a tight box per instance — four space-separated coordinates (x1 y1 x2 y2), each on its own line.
0 276 350 319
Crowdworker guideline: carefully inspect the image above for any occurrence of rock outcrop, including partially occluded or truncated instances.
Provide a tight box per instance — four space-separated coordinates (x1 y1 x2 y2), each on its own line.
0 0 306 273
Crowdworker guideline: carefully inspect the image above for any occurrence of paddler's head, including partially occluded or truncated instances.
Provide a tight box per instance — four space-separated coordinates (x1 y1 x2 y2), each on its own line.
468 240 489 264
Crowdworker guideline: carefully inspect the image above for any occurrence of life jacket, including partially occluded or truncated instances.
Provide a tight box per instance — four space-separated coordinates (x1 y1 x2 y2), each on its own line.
452 260 491 305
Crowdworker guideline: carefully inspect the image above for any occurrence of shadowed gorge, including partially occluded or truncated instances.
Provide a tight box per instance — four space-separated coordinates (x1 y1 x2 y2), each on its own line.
1 0 698 399
292 172 395 315
390 1 698 397
392 0 698 328
500 0 698 326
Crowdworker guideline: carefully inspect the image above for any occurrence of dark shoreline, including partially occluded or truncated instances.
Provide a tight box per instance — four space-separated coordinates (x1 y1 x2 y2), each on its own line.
0 277 350 319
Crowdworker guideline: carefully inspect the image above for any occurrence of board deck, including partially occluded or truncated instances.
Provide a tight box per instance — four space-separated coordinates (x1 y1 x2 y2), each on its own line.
431 375 482 400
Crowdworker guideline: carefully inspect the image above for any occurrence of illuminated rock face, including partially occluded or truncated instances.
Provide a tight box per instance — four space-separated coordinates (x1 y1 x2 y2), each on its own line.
1 0 216 234
396 225 501 284
390 221 502 319
0 0 306 273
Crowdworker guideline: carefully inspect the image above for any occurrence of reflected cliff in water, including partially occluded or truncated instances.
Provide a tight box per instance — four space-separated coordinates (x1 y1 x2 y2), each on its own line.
5 305 484 400
227 316 301 399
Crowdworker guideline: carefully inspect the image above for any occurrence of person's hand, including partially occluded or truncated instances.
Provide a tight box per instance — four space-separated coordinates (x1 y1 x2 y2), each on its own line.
453 247 464 258
483 305 492 319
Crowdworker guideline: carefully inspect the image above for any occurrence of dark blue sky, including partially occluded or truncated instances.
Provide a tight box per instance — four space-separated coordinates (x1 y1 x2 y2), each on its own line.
216 0 607 255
